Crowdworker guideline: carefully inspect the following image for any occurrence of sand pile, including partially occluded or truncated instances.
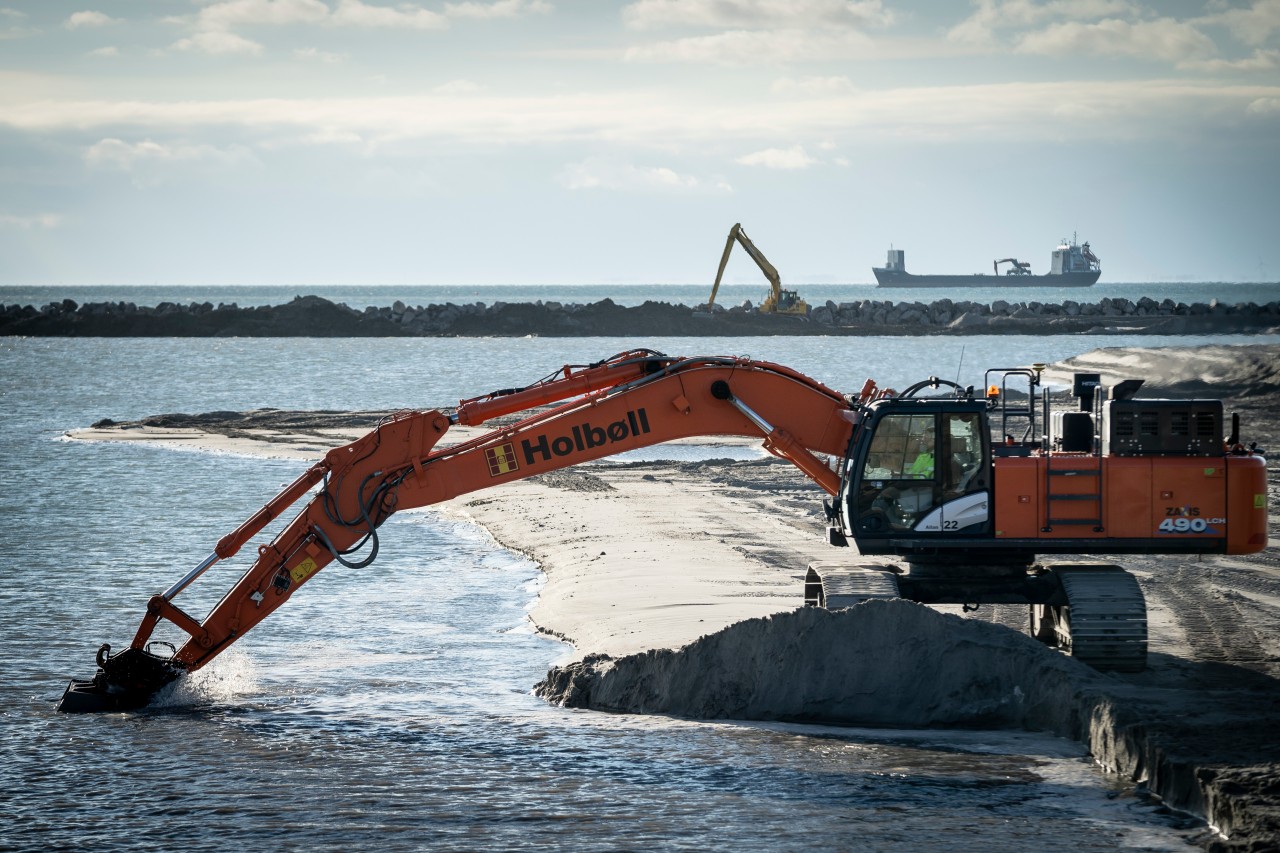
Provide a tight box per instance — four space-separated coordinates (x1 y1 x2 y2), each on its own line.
537 599 1107 734
1044 343 1280 397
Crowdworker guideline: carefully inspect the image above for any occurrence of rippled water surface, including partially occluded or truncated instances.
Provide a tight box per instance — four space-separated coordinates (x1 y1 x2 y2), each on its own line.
0 334 1231 850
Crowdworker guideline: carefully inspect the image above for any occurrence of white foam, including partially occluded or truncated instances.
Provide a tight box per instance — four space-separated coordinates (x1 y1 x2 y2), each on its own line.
150 648 261 709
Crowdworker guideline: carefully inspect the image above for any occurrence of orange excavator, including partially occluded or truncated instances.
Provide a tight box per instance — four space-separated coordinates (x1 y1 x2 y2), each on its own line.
59 350 1268 711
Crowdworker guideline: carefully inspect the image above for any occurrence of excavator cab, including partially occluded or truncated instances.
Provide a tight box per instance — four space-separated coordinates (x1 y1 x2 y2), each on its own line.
762 287 807 314
834 395 993 551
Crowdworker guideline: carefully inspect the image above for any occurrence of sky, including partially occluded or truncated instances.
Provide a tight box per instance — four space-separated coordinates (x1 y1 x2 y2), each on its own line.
1 0 1278 285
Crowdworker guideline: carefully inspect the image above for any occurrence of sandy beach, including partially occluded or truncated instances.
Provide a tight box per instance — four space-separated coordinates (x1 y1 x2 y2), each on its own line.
69 343 1280 849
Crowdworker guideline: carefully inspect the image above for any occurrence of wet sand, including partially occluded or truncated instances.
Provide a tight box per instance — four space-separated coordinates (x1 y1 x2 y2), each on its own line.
68 343 1280 849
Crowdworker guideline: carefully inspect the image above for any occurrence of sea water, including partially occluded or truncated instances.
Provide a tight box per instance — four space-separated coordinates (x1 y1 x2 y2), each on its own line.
5 332 1262 851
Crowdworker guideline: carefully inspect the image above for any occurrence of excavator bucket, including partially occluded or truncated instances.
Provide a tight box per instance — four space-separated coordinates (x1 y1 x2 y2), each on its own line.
56 644 184 713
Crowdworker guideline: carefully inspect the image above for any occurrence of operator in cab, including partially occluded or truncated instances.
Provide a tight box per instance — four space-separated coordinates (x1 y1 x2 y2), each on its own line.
908 438 934 478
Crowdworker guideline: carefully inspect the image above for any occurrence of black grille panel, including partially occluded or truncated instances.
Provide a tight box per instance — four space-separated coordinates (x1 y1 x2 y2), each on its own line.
1105 400 1223 456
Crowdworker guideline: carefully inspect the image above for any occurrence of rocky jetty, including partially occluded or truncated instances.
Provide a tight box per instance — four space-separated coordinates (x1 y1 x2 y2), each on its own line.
3 294 1279 337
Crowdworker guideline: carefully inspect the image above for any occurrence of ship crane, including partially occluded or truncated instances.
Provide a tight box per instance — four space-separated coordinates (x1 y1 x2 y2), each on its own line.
994 258 1033 275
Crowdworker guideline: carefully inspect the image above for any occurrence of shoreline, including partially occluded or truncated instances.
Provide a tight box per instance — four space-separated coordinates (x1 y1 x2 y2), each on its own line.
64 343 1280 848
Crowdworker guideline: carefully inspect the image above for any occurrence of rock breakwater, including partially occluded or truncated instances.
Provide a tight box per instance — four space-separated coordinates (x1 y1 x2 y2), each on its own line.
4 294 1278 337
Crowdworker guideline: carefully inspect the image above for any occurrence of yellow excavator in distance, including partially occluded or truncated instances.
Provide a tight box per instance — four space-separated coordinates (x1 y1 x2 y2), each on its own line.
708 223 809 316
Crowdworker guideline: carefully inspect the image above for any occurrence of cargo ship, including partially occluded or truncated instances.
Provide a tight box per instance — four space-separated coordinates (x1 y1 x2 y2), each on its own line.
873 236 1101 287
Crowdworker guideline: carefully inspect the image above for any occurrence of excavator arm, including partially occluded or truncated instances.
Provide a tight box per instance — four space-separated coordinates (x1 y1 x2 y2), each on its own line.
709 222 809 315
711 223 782 308
60 349 871 712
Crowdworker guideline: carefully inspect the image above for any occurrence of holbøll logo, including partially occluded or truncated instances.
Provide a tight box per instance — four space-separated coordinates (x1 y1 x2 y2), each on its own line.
522 409 651 465
485 443 519 477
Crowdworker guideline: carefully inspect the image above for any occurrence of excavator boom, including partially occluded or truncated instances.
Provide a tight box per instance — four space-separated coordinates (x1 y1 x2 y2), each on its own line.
60 350 864 711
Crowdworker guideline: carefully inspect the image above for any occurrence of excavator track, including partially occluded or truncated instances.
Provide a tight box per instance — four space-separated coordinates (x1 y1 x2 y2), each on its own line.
805 562 901 609
1031 564 1148 673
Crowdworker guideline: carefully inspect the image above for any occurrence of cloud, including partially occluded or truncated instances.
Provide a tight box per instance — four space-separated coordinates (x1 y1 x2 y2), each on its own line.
195 0 333 30
622 0 890 31
190 0 548 31
194 0 446 31
771 75 856 94
1016 18 1217 62
84 138 176 169
625 27 873 65
85 138 259 173
947 0 1141 47
87 45 120 58
300 127 364 144
0 5 34 39
0 213 62 229
433 79 484 94
1180 48 1279 72
444 0 552 19
735 144 817 169
7 81 1279 147
1247 96 1280 114
618 0 892 68
66 10 119 29
947 2 1280 66
331 0 447 28
1198 0 1280 48
952 0 1141 35
293 46 347 62
169 0 547 59
622 0 886 66
173 31 266 55
557 157 723 192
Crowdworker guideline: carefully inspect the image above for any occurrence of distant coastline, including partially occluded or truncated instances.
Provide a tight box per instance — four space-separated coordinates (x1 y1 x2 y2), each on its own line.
3 294 1277 337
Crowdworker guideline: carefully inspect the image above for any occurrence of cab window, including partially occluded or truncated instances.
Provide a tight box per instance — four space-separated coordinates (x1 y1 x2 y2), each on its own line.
857 413 939 532
863 414 935 480
944 413 984 495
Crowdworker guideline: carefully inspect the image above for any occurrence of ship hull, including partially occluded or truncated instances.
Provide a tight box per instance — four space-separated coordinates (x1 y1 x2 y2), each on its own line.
873 269 1100 288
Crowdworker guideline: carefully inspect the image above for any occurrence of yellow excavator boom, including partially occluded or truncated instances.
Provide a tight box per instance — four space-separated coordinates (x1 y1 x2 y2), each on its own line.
709 223 806 315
